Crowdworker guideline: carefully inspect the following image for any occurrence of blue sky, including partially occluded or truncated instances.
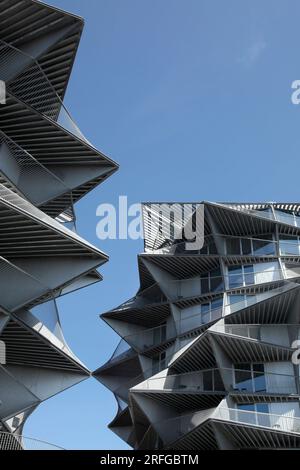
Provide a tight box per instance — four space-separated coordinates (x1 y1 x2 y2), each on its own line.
24 0 300 449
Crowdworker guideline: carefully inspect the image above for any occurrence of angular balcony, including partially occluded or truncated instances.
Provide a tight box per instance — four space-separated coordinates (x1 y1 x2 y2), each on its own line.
143 406 300 449
0 130 72 208
167 266 297 302
208 323 295 363
132 369 226 412
214 407 300 435
0 38 88 143
121 284 300 356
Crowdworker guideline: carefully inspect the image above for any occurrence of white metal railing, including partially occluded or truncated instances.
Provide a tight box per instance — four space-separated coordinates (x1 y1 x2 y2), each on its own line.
215 407 300 434
168 267 300 300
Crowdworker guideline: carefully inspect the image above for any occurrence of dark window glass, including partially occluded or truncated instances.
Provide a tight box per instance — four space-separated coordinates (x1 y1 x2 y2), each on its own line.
235 363 251 370
227 238 240 255
214 370 224 391
241 238 252 255
203 370 213 391
200 274 209 294
253 238 275 256
211 276 223 292
160 351 166 370
253 363 264 372
200 244 209 255
234 369 252 391
209 242 218 254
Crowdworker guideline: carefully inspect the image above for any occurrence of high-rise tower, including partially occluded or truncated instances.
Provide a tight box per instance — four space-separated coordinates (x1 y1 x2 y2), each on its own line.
96 202 300 450
0 0 118 448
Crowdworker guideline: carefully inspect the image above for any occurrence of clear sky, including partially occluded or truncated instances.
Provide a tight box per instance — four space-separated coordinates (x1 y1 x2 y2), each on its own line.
24 0 300 449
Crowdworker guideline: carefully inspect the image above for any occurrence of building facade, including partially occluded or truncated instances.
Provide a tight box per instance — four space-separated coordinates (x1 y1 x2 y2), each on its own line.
96 202 300 449
0 0 117 447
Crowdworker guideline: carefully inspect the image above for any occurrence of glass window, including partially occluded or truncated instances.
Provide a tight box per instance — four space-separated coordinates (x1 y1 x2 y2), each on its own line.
211 298 223 309
203 370 213 391
253 237 275 256
213 369 224 391
244 265 254 285
279 236 299 256
241 238 252 255
209 242 218 255
275 210 294 224
210 268 223 292
228 266 243 288
295 214 300 228
201 303 210 323
200 274 209 294
238 404 255 411
234 366 253 392
228 294 245 305
256 403 269 413
253 363 264 373
226 238 241 255
253 363 266 391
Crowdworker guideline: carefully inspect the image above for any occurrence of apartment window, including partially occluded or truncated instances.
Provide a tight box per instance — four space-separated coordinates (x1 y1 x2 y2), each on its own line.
200 298 223 324
203 369 224 391
237 403 269 427
153 322 166 345
275 210 300 227
234 363 266 392
200 274 209 294
203 370 213 391
252 235 275 256
228 294 257 309
226 238 240 255
244 265 255 285
226 235 275 256
279 235 300 256
228 294 246 305
152 351 166 374
200 269 223 294
252 363 266 392
201 303 210 324
240 237 251 255
210 268 223 292
228 265 254 289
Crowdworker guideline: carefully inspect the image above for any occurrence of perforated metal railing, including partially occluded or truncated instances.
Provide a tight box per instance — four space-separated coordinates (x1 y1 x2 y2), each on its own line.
0 38 88 143
0 130 71 207
0 431 64 450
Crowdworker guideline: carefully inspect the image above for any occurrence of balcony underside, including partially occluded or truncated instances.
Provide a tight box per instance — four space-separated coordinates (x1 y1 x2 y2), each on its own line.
230 392 300 404
132 390 225 412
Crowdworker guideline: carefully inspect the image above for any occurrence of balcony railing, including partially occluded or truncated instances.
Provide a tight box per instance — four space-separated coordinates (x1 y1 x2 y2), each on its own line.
119 283 297 355
133 369 225 393
168 266 300 300
210 323 297 348
215 407 300 434
231 369 297 395
0 39 89 144
0 431 64 450
0 130 71 207
133 367 297 396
